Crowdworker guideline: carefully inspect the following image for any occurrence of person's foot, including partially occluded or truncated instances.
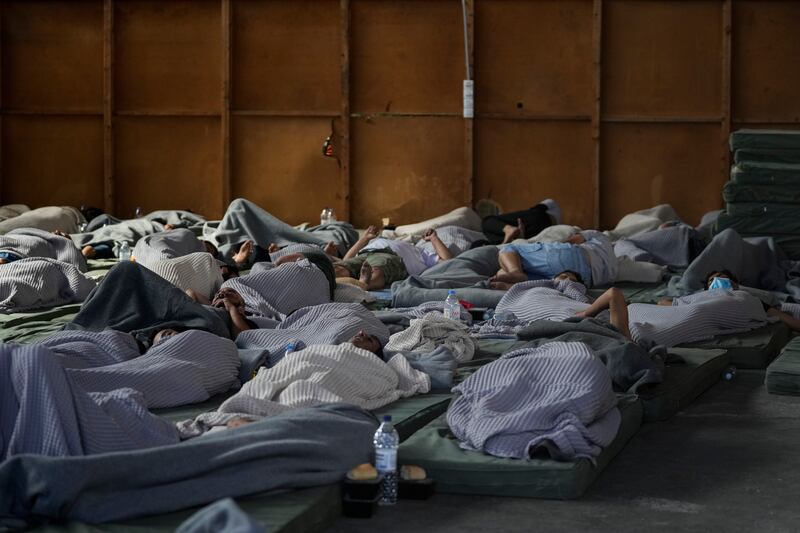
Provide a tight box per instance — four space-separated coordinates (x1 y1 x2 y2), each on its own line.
233 240 253 265
503 219 525 244
268 243 280 253
516 217 526 239
359 262 373 286
82 245 96 259
489 281 513 290
324 242 339 256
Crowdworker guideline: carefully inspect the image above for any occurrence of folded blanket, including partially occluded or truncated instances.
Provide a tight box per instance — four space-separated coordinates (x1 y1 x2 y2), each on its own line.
0 206 85 235
385 312 477 363
516 318 663 393
604 204 681 241
391 207 483 238
0 404 377 527
180 345 429 434
0 258 96 313
447 341 620 462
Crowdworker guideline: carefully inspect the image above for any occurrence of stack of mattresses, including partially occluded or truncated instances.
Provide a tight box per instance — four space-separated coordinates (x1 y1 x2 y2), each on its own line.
716 129 800 259
766 336 800 396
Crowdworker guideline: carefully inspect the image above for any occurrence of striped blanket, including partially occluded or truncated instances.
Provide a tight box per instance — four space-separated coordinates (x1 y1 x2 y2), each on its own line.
1 228 87 270
131 228 206 267
628 289 770 347
494 279 597 323
144 252 223 298
384 312 477 363
447 341 620 461
0 258 96 313
0 342 178 459
179 344 429 435
235 303 390 367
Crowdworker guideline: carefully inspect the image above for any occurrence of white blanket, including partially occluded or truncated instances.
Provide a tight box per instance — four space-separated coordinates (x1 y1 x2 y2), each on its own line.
385 312 477 363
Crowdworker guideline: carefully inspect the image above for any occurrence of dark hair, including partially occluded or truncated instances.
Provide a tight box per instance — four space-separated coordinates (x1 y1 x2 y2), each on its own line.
469 239 491 250
79 205 104 224
705 269 738 289
303 251 337 299
556 270 584 285
220 263 240 280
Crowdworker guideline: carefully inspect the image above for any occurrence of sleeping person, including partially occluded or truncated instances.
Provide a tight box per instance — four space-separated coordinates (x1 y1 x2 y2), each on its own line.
333 226 457 290
0 228 87 271
490 230 617 289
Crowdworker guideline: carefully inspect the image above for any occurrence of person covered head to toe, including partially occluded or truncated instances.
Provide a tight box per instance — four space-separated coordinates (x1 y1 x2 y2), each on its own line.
705 270 739 291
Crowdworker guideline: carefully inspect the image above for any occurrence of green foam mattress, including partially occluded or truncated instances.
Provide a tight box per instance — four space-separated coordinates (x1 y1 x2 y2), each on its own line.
726 202 800 219
730 129 800 152
32 484 342 533
766 336 800 396
638 347 729 422
734 148 800 166
397 396 643 499
723 181 800 205
731 162 800 186
714 211 800 237
678 322 791 369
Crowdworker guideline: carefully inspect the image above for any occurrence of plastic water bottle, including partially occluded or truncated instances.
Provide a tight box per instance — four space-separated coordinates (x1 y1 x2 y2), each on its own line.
723 365 737 381
444 290 461 321
284 340 299 356
134 206 143 218
117 241 131 261
374 415 399 505
320 207 336 226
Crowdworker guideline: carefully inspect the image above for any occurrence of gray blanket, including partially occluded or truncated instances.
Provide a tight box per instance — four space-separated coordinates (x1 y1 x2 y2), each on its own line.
131 228 206 267
204 198 357 259
0 404 377 527
72 218 166 248
87 210 207 232
447 341 620 462
0 258 96 313
0 206 85 235
64 262 232 347
391 246 505 308
0 342 179 461
664 229 799 298
516 318 664 393
0 228 87 271
614 225 703 268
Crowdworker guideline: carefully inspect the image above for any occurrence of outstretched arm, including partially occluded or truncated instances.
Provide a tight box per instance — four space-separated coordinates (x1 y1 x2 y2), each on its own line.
576 287 631 340
343 225 379 260
422 229 454 261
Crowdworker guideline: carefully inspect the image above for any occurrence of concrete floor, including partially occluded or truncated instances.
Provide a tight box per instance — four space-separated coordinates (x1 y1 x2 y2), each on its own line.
327 370 800 533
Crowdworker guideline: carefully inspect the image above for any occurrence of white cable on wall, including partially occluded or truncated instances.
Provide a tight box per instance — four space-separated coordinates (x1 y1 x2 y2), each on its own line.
461 0 473 118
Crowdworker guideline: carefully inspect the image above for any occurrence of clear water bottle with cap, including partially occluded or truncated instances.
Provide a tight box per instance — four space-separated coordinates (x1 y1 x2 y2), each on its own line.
444 289 461 321
373 415 399 505
320 207 336 226
117 241 131 261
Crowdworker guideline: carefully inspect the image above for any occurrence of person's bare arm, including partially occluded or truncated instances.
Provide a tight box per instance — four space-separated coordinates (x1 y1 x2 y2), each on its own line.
576 287 631 339
185 288 211 305
225 300 253 336
422 229 453 261
343 225 379 260
576 287 617 318
768 308 800 332
657 298 673 306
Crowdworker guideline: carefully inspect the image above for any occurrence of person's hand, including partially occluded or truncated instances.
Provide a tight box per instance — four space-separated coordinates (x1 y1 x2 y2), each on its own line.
566 234 586 245
363 225 379 240
52 230 68 238
222 298 245 315
422 229 438 242
574 310 588 318
164 224 175 230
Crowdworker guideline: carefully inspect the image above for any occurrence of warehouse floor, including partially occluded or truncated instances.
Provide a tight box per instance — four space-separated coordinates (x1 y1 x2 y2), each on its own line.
327 370 800 533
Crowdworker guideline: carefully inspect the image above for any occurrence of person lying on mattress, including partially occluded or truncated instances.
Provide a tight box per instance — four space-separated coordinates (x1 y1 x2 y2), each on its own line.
0 228 87 270
331 226 456 290
493 271 632 340
489 229 617 289
177 332 429 437
231 239 341 268
235 302 390 366
186 251 337 334
658 270 800 333
621 270 781 347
